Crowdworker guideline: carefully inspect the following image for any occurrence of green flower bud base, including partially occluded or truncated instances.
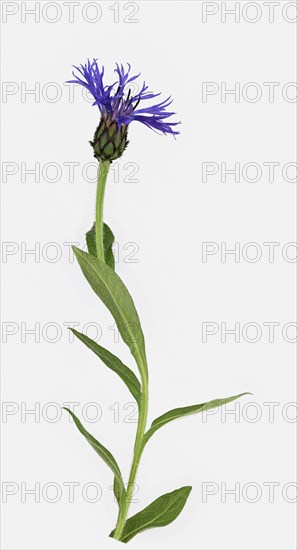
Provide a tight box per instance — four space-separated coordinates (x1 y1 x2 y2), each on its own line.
91 117 129 161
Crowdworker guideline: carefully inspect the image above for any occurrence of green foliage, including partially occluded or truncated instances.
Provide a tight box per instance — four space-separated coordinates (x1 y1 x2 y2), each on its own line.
72 246 148 381
110 486 192 543
70 328 141 405
86 222 115 270
63 407 125 506
143 393 251 447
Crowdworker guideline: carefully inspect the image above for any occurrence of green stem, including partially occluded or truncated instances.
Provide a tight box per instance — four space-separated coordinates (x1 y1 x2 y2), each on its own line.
95 160 111 261
95 158 149 539
113 365 149 541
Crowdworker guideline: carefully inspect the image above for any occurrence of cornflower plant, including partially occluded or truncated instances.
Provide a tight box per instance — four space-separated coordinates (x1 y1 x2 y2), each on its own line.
64 59 250 543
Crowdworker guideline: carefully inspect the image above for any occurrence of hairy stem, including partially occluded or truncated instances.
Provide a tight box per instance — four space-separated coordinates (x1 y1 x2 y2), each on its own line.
113 364 149 540
95 160 111 261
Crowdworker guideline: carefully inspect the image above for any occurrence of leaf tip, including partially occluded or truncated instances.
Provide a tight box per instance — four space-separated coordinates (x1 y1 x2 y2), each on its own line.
72 244 82 257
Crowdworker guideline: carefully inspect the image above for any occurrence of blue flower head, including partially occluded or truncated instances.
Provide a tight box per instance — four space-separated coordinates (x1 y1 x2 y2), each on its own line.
68 59 180 161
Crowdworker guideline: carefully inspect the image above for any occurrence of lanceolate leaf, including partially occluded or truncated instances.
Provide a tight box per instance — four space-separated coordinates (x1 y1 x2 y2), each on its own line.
72 246 148 381
143 393 251 447
111 486 192 543
70 328 141 405
86 222 115 270
63 408 125 505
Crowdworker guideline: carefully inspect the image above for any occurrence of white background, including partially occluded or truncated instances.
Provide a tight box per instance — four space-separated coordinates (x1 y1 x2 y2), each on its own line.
1 1 296 549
